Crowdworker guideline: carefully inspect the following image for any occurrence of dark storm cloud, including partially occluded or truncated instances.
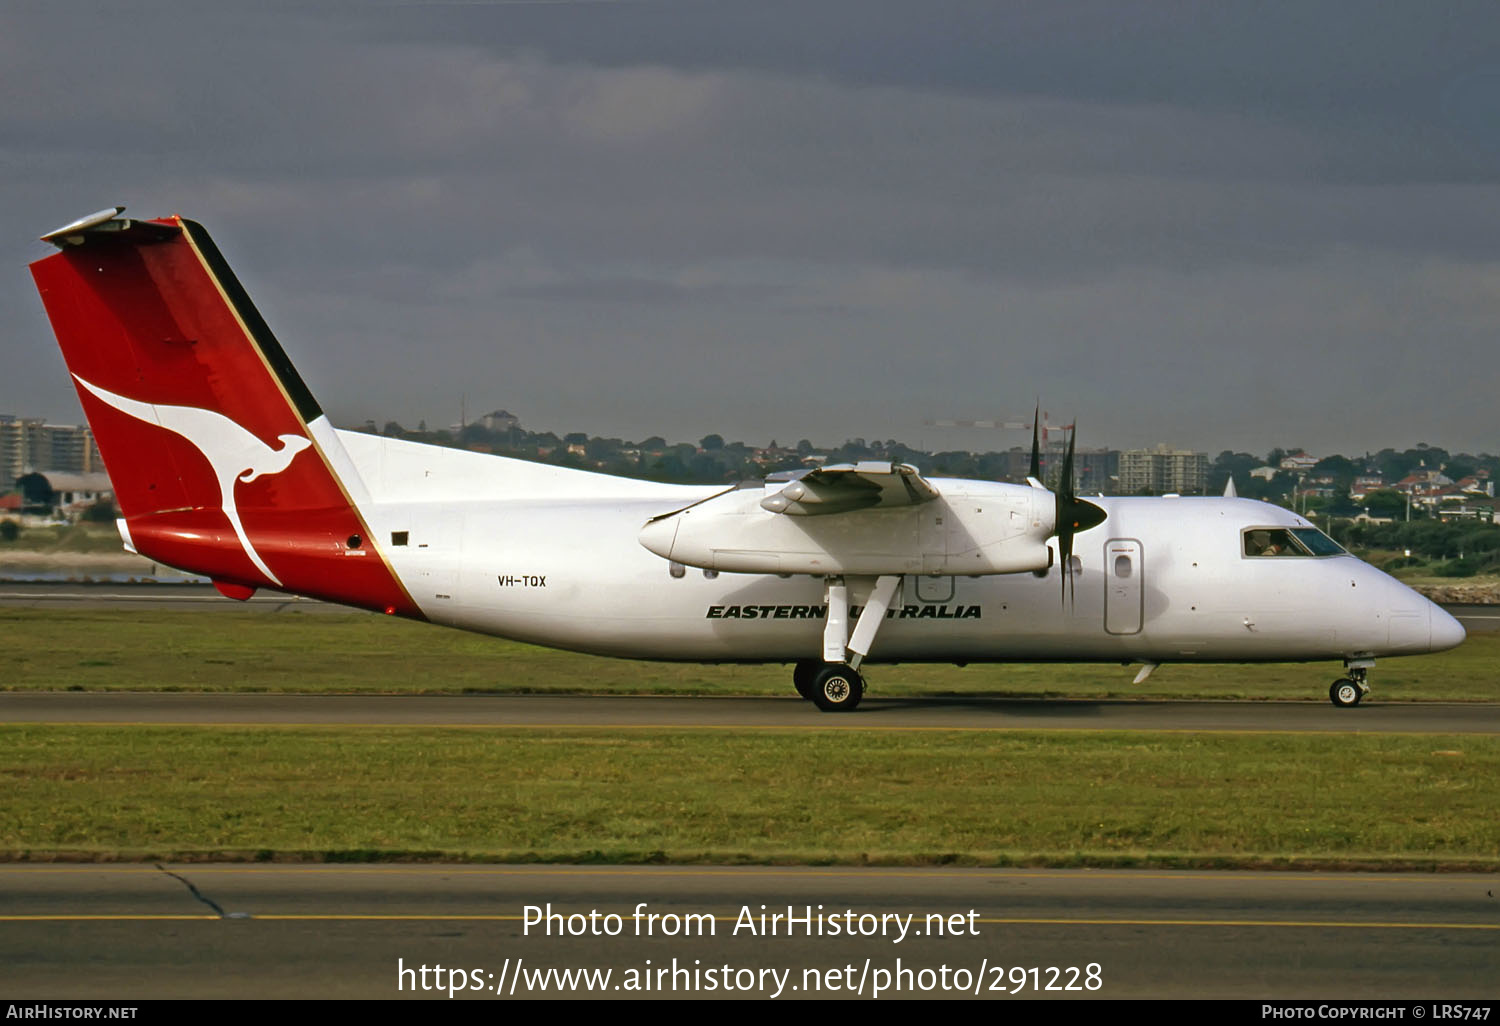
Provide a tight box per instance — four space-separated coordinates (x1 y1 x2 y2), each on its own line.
4 1 1499 455
365 0 1500 180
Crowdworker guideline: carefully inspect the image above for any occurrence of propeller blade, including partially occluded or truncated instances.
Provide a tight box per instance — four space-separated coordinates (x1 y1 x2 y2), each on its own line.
1028 401 1041 481
1052 423 1106 605
1058 425 1075 602
1059 523 1072 603
1061 423 1076 498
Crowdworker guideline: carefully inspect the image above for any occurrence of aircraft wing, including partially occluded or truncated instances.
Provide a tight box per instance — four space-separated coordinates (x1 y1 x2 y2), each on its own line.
759 462 939 516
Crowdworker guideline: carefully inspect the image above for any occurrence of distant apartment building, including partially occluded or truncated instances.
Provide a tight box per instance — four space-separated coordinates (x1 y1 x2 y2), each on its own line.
993 448 1034 483
993 446 1118 492
1 416 103 485
1117 445 1209 495
1071 447 1119 495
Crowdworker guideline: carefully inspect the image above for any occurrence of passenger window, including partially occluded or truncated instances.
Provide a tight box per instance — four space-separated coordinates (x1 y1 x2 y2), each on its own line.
1113 554 1132 578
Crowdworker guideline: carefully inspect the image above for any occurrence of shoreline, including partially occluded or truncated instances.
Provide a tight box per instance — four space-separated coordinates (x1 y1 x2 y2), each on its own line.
0 550 205 584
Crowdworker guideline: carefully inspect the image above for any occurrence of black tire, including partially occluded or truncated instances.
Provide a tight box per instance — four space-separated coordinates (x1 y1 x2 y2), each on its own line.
1329 679 1362 707
811 664 864 712
792 660 820 701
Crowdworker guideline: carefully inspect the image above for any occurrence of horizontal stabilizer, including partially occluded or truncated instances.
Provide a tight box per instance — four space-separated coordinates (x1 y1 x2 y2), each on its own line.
40 206 180 248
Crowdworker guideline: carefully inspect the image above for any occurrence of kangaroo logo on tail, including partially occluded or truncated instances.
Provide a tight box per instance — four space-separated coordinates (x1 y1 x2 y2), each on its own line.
75 375 312 586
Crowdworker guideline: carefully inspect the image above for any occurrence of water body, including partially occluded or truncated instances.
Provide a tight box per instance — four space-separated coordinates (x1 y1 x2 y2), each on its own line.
0 568 208 584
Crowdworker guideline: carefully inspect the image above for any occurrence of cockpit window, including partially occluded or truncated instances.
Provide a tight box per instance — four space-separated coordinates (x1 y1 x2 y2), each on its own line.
1243 527 1346 558
1289 527 1346 556
1244 529 1297 557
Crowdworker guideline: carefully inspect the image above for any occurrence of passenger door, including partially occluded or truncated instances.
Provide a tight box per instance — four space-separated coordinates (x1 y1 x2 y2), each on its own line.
1104 539 1143 635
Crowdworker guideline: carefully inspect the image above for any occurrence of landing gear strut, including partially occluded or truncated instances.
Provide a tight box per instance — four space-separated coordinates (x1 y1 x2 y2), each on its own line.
789 574 904 712
1329 661 1372 708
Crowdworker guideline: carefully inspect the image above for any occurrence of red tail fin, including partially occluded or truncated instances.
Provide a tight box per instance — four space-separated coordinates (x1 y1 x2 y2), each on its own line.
30 208 420 616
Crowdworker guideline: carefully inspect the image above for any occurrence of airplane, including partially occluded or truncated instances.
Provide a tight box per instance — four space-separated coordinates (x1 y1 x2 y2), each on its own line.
28 207 1466 711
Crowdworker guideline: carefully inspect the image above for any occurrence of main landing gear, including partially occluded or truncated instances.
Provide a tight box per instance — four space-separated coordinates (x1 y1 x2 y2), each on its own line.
791 574 903 713
795 659 865 712
1329 660 1373 708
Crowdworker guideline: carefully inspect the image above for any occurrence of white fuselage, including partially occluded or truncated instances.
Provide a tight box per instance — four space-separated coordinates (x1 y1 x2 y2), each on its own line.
329 433 1463 667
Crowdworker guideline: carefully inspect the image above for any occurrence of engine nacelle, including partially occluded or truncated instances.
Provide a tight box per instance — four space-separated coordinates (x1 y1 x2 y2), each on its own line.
639 479 1055 576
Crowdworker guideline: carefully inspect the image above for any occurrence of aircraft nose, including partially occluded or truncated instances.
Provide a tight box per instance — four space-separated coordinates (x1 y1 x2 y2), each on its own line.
1429 604 1467 652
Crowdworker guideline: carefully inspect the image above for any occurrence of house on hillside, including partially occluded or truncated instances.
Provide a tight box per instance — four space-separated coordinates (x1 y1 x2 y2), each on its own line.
1436 495 1497 523
39 471 114 513
480 410 520 432
752 444 799 466
1455 476 1496 498
1394 470 1455 509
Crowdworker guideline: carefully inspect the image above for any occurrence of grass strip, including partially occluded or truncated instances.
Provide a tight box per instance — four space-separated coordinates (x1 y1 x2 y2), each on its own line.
2 608 1497 701
0 524 128 555
2 726 1496 868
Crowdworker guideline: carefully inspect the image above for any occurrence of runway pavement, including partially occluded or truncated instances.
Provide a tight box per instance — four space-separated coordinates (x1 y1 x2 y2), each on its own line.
4 585 1495 1001
1 864 1495 999
4 691 1499 732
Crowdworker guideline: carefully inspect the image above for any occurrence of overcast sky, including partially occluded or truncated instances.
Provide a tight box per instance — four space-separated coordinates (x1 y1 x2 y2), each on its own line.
5 1 1499 458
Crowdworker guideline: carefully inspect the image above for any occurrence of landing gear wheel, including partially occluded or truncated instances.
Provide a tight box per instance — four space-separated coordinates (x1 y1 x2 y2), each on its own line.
811 664 865 712
792 660 820 701
1330 679 1362 708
